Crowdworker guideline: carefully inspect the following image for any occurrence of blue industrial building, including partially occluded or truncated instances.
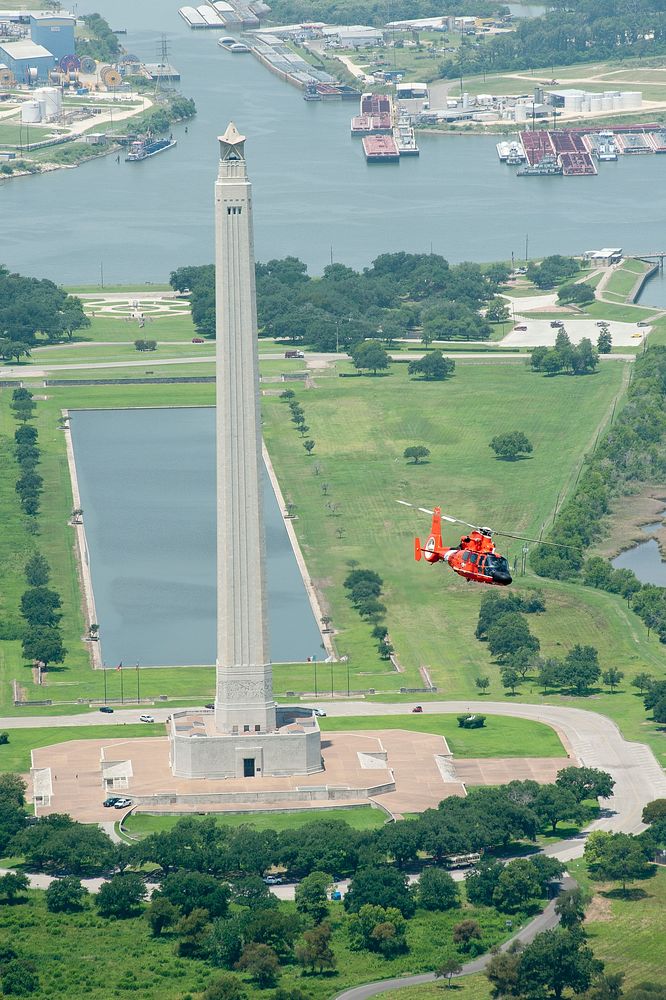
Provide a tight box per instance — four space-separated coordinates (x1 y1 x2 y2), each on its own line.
29 13 76 63
0 38 55 82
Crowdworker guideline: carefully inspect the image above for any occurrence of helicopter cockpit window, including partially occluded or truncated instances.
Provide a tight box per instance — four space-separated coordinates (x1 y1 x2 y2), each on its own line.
487 555 509 574
468 552 478 565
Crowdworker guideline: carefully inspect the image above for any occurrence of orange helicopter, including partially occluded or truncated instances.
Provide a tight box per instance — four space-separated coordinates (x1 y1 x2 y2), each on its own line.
396 501 566 587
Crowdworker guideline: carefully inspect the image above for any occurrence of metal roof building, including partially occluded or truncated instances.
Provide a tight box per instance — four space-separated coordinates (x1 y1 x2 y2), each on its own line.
29 13 76 62
0 38 55 81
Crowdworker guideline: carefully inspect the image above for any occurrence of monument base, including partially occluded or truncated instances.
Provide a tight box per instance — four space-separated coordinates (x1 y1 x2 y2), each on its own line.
169 707 323 779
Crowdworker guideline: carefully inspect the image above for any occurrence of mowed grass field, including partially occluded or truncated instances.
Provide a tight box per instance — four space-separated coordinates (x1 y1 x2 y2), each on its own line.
262 361 627 690
124 804 387 837
319 715 566 758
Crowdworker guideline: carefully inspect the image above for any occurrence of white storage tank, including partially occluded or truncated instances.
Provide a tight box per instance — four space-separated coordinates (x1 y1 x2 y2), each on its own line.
20 100 42 124
621 91 642 110
35 86 63 119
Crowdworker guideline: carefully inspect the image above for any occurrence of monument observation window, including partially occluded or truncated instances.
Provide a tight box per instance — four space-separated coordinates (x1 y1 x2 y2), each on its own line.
243 725 250 732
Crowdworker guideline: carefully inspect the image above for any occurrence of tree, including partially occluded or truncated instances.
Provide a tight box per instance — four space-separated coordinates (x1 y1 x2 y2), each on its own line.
403 445 430 464
202 974 248 1000
533 785 581 833
351 339 390 375
556 766 615 803
542 351 565 376
295 870 332 924
518 928 601 1000
642 799 666 825
21 626 66 668
572 338 599 374
555 888 586 929
417 867 459 911
236 943 281 988
344 866 415 918
486 949 521 999
158 870 230 918
489 432 533 461
145 895 179 936
561 645 601 695
487 613 539 663
597 329 612 353
558 283 595 306
24 553 49 587
407 352 455 380
632 672 655 696
492 859 541 912
584 832 652 892
347 904 408 958
486 298 510 324
0 872 29 903
453 918 483 952
20 587 62 628
436 958 463 988
175 907 213 958
475 676 490 694
466 860 504 907
45 876 87 913
1 959 39 996
303 439 315 455
501 667 520 695
96 873 146 918
295 921 337 973
602 667 624 693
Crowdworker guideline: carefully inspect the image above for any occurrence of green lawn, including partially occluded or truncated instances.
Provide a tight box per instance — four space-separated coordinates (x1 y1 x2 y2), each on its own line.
0 122 52 145
603 265 648 300
385 976 493 999
574 862 666 986
124 805 387 837
319 714 566 758
0 724 165 773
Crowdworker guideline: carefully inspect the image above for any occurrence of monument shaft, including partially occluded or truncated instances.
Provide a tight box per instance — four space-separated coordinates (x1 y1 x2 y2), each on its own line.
214 124 276 735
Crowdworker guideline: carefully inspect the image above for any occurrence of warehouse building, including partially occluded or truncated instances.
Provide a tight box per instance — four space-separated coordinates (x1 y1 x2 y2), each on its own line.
0 37 55 81
29 12 76 63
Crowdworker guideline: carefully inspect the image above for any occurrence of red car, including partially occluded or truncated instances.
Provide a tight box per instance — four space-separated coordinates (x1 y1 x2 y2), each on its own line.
412 705 423 713
192 337 205 344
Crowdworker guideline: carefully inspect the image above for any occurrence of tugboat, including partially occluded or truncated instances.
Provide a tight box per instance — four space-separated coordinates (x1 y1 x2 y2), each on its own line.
517 153 562 176
126 135 177 161
303 82 321 102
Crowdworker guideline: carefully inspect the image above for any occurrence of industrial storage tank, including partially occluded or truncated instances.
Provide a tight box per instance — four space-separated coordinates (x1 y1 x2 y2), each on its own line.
514 103 530 123
21 100 42 123
621 91 642 110
34 86 63 119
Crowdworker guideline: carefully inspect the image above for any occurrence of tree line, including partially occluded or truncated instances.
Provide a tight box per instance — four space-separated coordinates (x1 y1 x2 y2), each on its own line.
438 0 666 80
530 346 666 648
0 266 89 359
170 254 510 352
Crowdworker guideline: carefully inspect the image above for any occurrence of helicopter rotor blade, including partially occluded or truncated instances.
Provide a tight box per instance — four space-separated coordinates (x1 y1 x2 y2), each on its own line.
396 500 477 529
491 529 580 551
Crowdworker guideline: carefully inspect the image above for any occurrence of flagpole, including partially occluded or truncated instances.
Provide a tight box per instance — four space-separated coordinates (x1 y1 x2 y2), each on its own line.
136 662 140 704
103 662 107 703
120 664 124 705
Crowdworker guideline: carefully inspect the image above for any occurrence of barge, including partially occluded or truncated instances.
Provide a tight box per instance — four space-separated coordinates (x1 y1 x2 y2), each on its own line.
363 135 400 163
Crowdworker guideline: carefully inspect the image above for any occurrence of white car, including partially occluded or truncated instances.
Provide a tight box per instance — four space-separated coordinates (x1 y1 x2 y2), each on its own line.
263 875 283 885
140 714 155 723
313 709 327 718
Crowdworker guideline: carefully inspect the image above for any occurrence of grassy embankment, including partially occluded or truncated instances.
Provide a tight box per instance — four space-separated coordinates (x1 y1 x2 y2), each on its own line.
0 887 531 1000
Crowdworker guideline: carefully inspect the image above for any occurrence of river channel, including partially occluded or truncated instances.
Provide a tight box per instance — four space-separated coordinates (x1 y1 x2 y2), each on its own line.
4 0 666 284
69 406 323 667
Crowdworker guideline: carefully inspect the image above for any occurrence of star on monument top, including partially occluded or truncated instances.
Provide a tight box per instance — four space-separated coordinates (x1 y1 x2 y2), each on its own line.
219 122 246 161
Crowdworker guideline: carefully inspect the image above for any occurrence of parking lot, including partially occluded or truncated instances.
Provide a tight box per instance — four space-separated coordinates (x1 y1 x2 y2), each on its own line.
501 319 648 348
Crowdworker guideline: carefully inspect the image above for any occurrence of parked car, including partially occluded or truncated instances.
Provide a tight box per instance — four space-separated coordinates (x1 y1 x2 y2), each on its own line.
412 705 423 713
205 703 215 710
139 714 154 723
330 889 342 901
263 875 283 885
103 797 121 807
637 320 649 327
313 708 327 718
114 798 132 809
514 325 527 332
550 320 564 328
192 337 205 343
595 320 607 327
99 706 114 714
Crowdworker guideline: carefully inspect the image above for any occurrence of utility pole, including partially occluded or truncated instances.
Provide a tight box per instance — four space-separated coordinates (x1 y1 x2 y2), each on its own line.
525 233 529 262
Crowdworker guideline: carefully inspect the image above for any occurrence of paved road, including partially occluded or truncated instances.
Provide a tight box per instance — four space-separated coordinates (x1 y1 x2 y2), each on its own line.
333 878 577 1000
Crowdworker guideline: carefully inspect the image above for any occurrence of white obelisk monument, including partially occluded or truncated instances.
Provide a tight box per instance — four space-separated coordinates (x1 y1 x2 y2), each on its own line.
170 128 321 780
214 122 277 736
